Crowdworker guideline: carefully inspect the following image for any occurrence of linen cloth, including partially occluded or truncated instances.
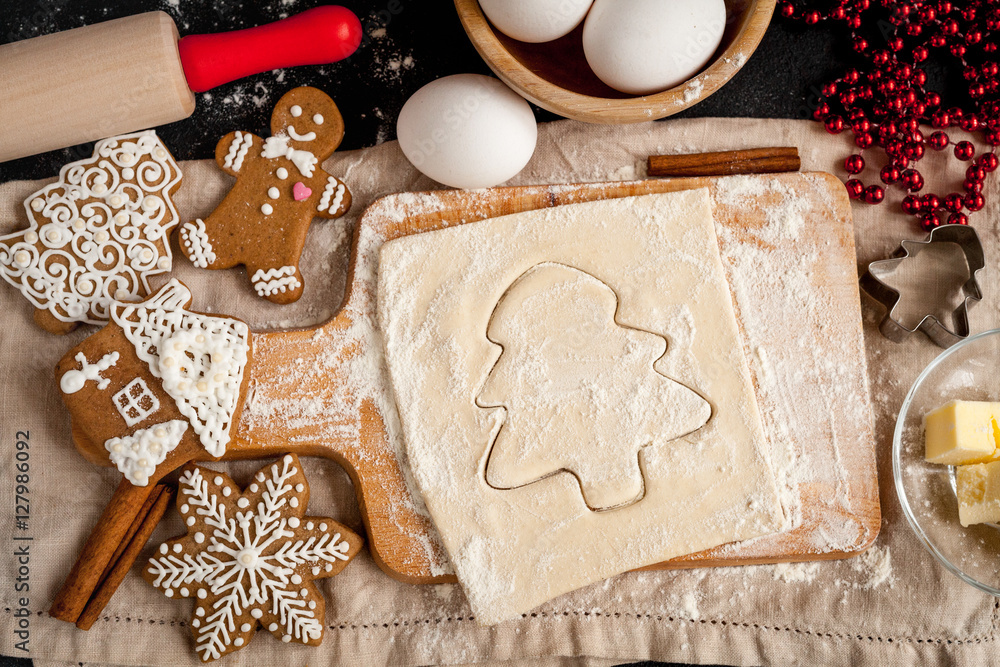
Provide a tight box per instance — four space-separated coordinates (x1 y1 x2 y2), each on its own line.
0 118 997 666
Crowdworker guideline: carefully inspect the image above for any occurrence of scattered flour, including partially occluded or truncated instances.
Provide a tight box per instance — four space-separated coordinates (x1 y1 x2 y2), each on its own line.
848 546 895 590
678 592 700 620
683 79 704 104
772 561 821 583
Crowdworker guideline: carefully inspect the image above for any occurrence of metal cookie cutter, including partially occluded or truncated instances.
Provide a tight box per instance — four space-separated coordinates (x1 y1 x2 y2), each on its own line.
860 224 986 349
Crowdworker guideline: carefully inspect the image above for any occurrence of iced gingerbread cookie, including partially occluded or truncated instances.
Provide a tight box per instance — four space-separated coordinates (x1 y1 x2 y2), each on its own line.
178 86 351 304
0 131 182 334
56 279 252 486
144 454 363 662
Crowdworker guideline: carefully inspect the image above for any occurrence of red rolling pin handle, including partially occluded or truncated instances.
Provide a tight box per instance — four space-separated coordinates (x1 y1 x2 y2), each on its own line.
178 5 363 93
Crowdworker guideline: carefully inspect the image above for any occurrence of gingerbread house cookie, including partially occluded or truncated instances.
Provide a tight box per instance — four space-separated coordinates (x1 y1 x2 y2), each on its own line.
56 279 252 486
0 131 182 334
178 87 352 304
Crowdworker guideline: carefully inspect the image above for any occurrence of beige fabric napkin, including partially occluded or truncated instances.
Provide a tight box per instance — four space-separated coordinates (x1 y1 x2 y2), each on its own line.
0 118 997 666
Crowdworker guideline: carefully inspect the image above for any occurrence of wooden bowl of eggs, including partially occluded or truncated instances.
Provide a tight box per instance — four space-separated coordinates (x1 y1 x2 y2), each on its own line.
455 0 776 124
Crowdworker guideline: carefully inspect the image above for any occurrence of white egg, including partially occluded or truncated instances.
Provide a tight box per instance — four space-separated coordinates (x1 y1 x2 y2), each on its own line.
583 0 727 95
480 0 595 43
397 74 537 190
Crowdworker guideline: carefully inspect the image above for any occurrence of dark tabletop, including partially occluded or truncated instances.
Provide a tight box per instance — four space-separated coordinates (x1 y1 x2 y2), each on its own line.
0 1 849 666
0 0 851 183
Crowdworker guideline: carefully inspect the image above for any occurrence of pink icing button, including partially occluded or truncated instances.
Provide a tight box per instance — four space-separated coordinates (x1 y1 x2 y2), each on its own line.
293 182 312 201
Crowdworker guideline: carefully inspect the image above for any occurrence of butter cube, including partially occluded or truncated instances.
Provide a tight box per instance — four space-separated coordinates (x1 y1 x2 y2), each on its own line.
956 462 1000 526
924 400 1000 465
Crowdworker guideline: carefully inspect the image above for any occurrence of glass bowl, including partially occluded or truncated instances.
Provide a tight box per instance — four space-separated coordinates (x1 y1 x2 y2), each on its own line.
895 328 1000 595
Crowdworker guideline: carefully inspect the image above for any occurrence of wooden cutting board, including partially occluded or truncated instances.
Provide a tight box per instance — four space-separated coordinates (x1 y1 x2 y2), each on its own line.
230 172 879 584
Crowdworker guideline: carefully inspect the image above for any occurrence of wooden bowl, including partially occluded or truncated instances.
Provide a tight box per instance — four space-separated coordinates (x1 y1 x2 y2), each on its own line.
454 0 776 124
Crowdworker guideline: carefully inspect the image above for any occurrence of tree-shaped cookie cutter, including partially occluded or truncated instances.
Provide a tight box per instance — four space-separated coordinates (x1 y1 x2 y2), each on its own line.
860 224 985 348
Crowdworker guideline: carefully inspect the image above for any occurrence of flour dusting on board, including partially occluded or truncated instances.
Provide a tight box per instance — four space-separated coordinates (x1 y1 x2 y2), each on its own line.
240 219 452 576
711 174 873 552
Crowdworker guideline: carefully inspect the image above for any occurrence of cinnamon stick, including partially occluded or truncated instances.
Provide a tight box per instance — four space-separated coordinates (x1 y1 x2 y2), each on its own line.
76 485 174 631
647 147 801 178
98 485 162 585
49 477 158 623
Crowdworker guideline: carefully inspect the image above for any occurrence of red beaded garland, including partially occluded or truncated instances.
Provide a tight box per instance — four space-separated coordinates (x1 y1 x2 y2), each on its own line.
784 0 1000 228
955 141 976 160
845 178 865 199
864 184 886 203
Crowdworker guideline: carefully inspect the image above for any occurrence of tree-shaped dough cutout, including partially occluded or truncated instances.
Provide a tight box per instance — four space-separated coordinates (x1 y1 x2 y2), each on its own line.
477 263 712 510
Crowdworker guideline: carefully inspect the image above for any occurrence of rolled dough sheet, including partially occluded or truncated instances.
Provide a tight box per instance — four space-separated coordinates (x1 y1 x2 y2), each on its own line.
377 189 784 625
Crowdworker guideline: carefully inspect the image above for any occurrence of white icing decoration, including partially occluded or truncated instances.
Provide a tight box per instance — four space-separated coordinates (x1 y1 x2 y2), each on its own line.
261 204 274 215
268 187 280 200
195 532 205 543
287 126 317 142
251 266 301 297
146 460 350 660
223 131 253 172
276 168 289 180
261 135 317 177
111 279 250 457
180 219 217 269
0 131 181 325
60 351 119 394
290 105 302 117
112 377 160 426
313 114 324 125
317 177 346 214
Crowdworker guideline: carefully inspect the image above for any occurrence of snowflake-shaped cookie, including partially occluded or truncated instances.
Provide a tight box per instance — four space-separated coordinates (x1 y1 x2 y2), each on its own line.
144 454 363 662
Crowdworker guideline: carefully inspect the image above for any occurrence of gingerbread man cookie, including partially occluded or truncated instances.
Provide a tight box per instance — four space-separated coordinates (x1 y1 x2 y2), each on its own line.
144 454 363 662
0 131 182 334
178 87 352 304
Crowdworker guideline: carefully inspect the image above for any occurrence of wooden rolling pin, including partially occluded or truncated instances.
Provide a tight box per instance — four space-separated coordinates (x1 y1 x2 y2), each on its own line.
0 6 361 163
